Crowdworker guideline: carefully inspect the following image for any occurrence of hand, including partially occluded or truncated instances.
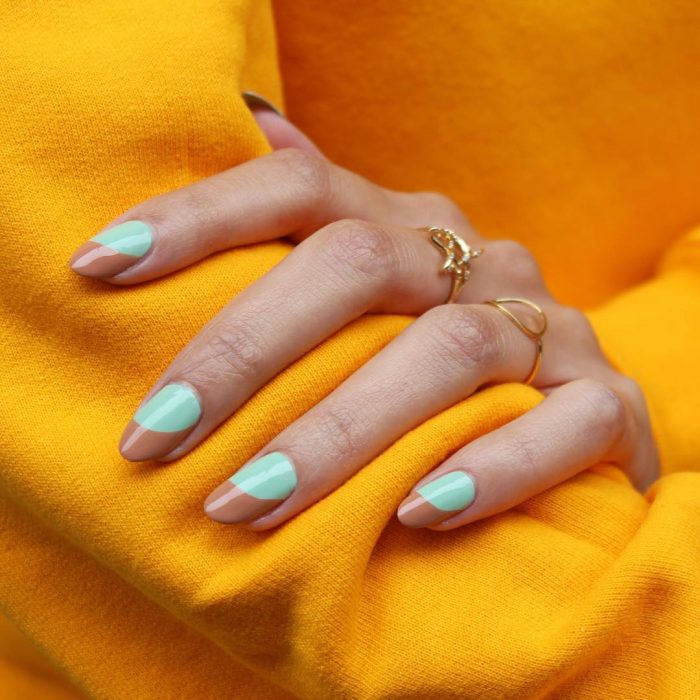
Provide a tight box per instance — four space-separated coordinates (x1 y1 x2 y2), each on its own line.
69 98 660 531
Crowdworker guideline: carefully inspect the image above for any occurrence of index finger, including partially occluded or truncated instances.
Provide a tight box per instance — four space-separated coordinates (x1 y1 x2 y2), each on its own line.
69 147 471 283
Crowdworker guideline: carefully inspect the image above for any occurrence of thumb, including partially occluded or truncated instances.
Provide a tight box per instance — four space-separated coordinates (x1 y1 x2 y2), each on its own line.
242 91 324 157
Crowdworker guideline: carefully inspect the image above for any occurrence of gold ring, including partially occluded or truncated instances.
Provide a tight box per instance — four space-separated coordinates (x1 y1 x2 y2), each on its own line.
483 297 547 385
424 226 484 304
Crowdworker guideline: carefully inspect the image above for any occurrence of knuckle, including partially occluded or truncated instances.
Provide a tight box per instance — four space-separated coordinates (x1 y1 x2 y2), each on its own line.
614 374 645 405
575 378 627 433
273 147 330 200
490 239 542 287
187 317 267 382
422 304 502 368
315 404 363 461
611 375 648 432
320 219 399 287
415 191 468 226
153 180 219 232
506 435 541 478
557 305 597 343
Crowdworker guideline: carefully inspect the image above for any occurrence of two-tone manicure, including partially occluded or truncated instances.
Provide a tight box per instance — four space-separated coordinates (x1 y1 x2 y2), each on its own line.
120 383 202 461
70 221 152 278
204 452 298 524
397 471 476 528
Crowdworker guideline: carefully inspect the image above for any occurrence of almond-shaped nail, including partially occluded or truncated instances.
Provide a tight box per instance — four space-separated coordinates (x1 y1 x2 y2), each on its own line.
70 221 153 278
120 383 201 461
204 451 298 524
397 471 476 528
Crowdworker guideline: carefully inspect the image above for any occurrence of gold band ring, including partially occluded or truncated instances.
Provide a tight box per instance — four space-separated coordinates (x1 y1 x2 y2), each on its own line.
424 226 484 304
483 297 548 385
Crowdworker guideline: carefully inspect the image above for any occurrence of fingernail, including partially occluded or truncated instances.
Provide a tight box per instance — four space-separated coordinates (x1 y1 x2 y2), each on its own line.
70 221 153 278
397 471 476 528
241 91 284 116
204 451 298 524
120 383 201 461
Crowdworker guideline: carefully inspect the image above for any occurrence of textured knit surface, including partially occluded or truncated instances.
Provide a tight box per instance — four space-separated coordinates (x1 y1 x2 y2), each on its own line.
1 1 699 698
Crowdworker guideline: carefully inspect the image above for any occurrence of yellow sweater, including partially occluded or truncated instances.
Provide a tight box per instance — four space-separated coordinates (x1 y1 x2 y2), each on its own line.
1 1 699 698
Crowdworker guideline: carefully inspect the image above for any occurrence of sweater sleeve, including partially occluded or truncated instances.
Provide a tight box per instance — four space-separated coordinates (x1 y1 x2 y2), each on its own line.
587 226 700 475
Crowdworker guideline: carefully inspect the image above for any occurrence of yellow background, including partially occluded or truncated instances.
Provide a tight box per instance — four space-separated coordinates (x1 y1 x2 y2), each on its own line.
1 1 699 697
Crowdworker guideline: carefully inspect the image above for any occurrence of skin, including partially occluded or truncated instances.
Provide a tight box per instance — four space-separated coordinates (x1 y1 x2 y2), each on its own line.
69 97 660 531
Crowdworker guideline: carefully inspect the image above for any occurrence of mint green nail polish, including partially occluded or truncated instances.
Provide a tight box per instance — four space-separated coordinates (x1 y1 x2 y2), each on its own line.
92 221 153 257
417 471 476 512
231 451 298 500
133 383 201 432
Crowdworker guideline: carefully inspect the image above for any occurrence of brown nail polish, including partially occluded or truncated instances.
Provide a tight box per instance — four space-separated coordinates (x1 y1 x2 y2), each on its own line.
203 482 280 524
397 471 476 528
396 494 451 528
119 421 196 462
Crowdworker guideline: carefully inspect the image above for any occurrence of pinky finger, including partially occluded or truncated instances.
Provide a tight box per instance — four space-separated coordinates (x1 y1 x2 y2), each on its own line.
397 378 630 530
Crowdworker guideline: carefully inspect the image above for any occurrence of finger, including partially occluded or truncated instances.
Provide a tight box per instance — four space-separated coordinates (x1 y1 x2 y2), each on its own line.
117 219 482 462
396 378 630 530
69 143 469 284
241 91 325 156
202 302 536 527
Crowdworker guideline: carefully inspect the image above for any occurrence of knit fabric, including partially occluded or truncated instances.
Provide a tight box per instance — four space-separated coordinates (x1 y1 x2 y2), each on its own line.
1 1 699 698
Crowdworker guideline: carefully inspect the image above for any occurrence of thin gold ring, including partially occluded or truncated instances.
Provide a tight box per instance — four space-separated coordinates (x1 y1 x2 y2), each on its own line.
423 226 484 304
483 297 547 385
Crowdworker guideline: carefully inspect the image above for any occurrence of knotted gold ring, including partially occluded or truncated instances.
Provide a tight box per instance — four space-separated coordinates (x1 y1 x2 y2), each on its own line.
424 227 546 384
483 298 548 385
425 226 484 303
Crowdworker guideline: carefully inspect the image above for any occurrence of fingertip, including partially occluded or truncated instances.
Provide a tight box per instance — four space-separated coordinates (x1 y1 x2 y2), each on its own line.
244 517 278 532
396 494 436 528
69 221 153 280
119 383 202 462
118 420 190 462
69 240 139 280
425 519 461 532
242 91 324 157
397 471 477 529
203 481 248 524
